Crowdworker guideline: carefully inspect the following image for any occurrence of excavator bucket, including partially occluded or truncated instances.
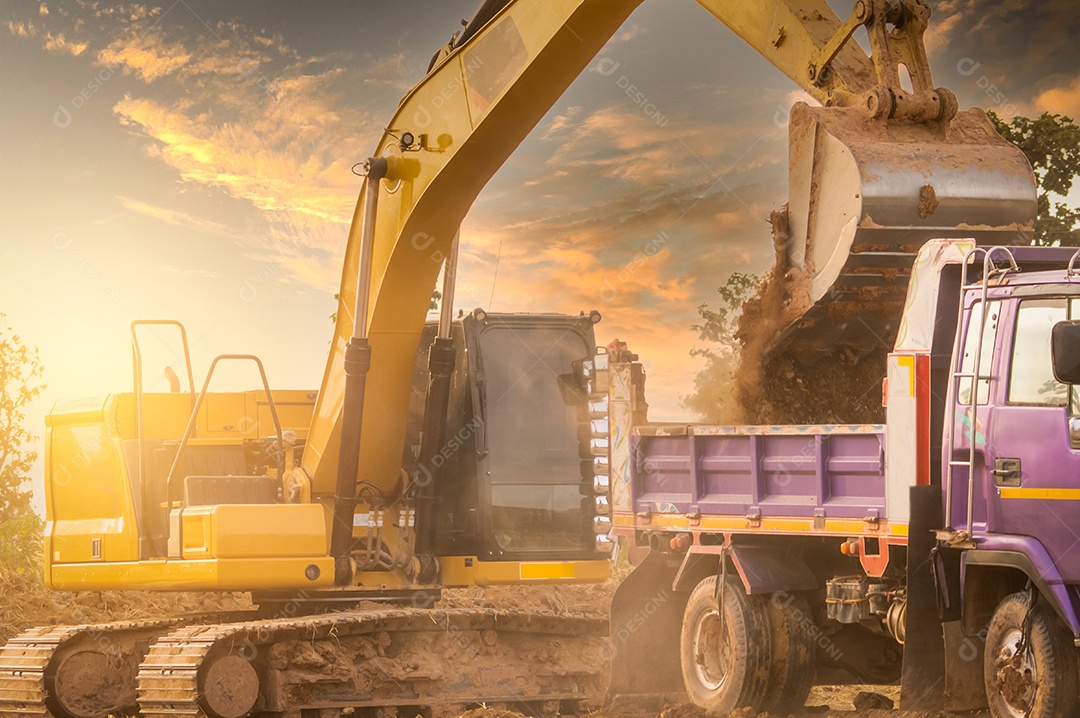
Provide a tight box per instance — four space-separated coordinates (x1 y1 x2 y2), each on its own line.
767 103 1037 359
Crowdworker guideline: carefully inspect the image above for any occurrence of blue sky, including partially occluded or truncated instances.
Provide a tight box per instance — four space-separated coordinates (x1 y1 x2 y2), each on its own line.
1 0 1078 509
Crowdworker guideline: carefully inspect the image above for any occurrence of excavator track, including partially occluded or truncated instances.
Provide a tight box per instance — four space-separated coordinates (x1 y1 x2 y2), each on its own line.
1 609 607 718
0 618 195 718
136 608 608 718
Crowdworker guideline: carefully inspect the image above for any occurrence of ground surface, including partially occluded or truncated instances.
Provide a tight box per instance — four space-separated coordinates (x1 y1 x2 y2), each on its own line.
1 563 989 718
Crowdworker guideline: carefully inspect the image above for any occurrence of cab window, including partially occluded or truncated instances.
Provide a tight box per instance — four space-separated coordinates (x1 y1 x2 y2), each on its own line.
958 300 999 405
1008 298 1068 406
1072 299 1080 416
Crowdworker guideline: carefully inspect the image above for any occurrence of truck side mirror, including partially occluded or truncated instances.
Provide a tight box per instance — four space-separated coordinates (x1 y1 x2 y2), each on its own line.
1051 321 1080 384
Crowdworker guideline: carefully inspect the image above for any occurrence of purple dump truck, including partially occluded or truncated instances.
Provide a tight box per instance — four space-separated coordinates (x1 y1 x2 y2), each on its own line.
599 240 1080 717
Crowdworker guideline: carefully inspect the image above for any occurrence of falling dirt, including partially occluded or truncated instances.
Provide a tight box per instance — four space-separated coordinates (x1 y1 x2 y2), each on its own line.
733 208 887 427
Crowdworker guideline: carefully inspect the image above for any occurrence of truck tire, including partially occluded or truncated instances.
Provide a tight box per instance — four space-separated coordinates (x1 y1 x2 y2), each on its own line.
762 592 816 713
680 575 771 712
984 591 1080 718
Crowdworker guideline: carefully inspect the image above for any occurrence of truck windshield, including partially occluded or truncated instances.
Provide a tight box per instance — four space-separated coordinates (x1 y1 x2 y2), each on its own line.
478 325 589 553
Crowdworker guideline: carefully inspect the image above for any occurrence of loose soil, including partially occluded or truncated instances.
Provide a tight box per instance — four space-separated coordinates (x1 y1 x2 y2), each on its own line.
2 561 989 717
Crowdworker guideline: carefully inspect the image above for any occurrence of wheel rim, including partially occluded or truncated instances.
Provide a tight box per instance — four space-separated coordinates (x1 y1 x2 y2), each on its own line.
692 608 730 692
993 627 1037 718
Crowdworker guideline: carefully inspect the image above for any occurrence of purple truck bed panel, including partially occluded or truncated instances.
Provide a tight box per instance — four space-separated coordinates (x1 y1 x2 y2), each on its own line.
632 426 886 519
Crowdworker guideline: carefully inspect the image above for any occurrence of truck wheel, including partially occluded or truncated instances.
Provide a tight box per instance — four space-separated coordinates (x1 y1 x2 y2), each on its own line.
762 593 816 713
680 575 771 712
984 591 1080 718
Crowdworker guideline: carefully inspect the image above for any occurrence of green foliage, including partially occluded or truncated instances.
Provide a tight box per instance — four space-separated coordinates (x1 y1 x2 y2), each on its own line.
0 315 45 525
683 272 760 419
989 111 1080 246
0 512 43 572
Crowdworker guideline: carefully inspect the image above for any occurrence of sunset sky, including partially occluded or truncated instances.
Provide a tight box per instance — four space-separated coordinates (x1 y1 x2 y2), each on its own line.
2 0 1078 510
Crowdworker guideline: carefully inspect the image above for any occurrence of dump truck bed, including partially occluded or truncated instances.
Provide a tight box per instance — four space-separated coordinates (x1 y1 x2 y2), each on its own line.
609 420 907 540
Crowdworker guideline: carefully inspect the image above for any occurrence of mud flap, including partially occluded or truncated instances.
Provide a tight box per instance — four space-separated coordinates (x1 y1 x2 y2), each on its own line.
900 485 961 710
607 550 689 701
943 619 988 710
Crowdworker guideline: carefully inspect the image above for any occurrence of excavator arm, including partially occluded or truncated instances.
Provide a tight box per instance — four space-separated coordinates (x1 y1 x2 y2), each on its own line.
302 0 1035 576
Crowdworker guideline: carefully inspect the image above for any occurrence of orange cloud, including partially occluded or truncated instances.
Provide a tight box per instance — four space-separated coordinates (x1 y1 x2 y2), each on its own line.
43 31 87 55
1036 77 1080 119
98 30 191 81
5 20 38 38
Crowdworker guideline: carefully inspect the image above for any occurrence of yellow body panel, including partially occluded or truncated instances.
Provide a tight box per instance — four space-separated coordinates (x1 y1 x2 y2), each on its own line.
180 504 328 559
46 396 140 564
440 557 610 587
48 557 335 592
45 388 318 586
104 389 317 441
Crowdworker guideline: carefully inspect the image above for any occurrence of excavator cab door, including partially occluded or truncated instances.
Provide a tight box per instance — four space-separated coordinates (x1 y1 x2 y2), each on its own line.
461 312 601 562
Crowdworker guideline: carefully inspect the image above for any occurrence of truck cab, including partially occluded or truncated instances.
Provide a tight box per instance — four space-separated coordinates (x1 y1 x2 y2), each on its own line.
939 252 1080 646
604 241 1080 718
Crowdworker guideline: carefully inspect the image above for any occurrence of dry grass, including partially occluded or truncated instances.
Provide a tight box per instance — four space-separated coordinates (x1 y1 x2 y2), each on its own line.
0 538 251 644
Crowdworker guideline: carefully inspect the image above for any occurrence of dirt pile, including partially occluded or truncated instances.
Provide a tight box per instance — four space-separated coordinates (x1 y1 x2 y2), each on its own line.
440 578 618 616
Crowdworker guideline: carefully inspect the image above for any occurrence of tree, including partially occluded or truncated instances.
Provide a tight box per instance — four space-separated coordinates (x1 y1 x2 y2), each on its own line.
0 315 45 524
683 272 760 420
989 111 1080 247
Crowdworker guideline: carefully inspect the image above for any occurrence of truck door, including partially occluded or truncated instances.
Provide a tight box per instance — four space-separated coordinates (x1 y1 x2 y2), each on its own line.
949 298 1003 530
986 296 1080 584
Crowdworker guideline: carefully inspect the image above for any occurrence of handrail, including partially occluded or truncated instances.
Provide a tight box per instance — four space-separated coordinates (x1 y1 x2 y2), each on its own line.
945 247 1017 535
130 320 195 554
1069 249 1080 278
959 246 1019 288
163 355 284 549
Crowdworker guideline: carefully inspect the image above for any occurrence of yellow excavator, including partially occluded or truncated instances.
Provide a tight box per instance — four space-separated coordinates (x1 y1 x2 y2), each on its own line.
0 1 1034 716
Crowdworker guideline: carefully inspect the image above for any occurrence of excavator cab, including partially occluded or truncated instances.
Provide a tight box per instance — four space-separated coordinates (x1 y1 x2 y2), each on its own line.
404 310 609 564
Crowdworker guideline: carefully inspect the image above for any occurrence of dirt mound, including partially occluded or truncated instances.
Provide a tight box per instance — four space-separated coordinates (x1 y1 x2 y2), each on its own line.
439 579 617 616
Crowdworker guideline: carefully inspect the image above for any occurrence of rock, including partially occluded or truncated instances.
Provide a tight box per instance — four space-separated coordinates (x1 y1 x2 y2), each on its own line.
656 703 705 718
852 691 895 710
